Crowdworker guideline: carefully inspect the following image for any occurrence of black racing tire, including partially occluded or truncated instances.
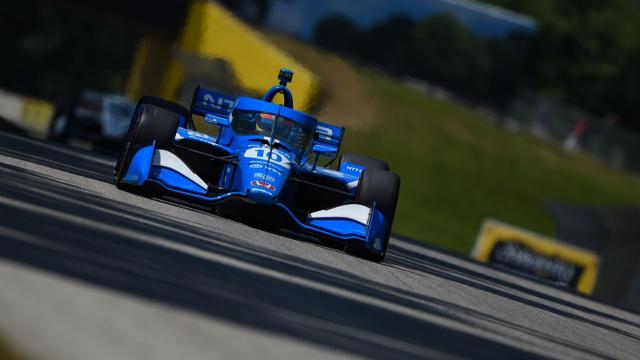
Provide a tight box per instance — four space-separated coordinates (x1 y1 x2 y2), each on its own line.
47 112 71 142
356 168 400 226
338 153 389 171
346 168 400 262
114 96 186 191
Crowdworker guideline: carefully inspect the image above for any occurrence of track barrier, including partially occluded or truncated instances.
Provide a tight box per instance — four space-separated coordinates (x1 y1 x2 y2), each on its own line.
472 218 599 295
0 89 53 136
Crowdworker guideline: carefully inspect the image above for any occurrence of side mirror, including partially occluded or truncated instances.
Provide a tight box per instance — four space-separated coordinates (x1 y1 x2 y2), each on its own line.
311 143 338 158
205 113 230 127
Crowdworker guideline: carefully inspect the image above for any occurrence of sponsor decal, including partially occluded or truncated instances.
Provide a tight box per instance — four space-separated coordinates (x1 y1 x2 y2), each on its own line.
184 129 216 145
250 188 273 196
490 242 580 285
243 148 291 169
250 180 276 191
346 165 363 173
316 125 333 141
267 167 283 176
202 93 235 111
204 113 230 126
472 219 599 294
253 173 275 182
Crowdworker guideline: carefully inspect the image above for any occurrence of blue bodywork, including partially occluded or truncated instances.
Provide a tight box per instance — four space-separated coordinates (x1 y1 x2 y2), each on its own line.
119 74 388 256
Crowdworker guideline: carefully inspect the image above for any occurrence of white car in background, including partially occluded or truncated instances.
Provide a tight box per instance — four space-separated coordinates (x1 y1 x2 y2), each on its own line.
49 91 135 149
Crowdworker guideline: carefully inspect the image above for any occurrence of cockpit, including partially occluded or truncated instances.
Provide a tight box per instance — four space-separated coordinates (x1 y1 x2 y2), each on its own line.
231 110 314 153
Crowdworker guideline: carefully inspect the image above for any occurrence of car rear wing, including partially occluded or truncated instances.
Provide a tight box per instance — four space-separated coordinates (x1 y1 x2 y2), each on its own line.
313 122 345 156
190 86 237 117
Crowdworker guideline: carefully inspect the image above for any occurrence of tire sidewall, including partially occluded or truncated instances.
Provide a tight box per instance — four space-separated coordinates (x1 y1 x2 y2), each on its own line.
355 168 400 258
114 98 184 186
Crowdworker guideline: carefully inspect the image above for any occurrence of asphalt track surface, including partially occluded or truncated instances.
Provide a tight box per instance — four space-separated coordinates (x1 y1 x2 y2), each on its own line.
0 129 639 360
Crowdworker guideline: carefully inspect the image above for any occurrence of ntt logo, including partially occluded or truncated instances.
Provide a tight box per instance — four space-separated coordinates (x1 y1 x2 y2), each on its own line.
346 165 363 173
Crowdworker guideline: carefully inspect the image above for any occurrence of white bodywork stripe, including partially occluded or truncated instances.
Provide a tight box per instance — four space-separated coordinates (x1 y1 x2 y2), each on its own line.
346 180 359 189
152 149 207 189
308 204 371 226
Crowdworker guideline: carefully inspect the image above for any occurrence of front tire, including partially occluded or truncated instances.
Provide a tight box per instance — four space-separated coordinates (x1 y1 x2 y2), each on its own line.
356 169 400 226
47 113 70 141
346 168 400 262
114 96 187 191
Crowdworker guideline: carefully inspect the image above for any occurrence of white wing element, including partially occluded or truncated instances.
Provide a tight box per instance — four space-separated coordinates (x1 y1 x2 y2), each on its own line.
308 204 371 226
152 149 208 189
346 180 359 189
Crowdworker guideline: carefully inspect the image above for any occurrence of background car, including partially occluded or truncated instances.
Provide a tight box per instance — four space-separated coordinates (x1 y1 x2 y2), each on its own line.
48 91 135 149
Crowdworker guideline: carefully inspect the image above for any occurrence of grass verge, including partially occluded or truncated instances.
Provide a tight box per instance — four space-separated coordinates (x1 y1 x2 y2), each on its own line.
269 33 640 253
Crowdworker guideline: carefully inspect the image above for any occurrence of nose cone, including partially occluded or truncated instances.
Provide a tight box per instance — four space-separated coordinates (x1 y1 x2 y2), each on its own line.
246 186 277 205
240 145 293 205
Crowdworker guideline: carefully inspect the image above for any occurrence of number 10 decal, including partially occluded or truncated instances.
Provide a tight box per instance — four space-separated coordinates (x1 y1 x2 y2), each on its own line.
244 148 291 168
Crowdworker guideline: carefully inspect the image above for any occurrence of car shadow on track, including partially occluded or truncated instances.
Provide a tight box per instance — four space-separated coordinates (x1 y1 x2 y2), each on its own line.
0 159 551 360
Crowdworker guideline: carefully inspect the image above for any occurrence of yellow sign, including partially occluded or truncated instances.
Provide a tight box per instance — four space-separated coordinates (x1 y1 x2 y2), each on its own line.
127 0 318 111
472 219 599 294
21 97 54 136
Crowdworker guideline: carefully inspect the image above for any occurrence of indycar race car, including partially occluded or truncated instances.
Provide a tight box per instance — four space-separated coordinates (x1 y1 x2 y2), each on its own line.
114 69 400 261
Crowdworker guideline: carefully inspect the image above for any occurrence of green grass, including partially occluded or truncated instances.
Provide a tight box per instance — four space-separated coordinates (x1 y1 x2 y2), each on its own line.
269 33 640 253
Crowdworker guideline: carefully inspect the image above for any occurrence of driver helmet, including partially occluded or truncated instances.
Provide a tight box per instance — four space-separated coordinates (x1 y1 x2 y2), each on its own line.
256 112 275 132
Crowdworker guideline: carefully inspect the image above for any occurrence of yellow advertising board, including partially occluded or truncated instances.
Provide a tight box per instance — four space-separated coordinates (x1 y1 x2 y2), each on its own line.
472 219 599 294
21 97 55 135
0 89 53 136
127 0 317 111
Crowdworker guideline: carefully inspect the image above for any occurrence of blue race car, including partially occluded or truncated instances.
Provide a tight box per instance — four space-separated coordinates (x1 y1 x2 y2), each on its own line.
114 69 400 261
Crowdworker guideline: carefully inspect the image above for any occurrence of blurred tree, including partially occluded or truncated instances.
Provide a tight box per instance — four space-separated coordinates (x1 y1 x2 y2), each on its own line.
609 47 640 118
0 0 142 100
363 16 416 75
312 14 495 98
408 14 491 97
313 15 365 57
311 1 640 126
482 0 640 128
485 32 535 104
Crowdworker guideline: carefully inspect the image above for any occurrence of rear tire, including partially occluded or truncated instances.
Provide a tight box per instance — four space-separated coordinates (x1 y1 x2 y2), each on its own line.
114 96 186 191
338 153 389 171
